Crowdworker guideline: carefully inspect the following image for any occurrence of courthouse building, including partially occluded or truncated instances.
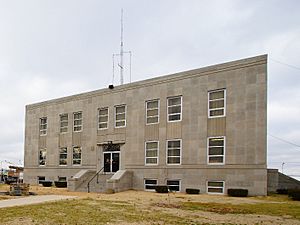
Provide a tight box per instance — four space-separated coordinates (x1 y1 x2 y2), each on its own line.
24 54 268 195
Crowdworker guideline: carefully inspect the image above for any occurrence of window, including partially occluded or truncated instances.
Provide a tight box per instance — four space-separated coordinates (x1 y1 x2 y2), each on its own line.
144 179 157 191
73 146 81 165
145 141 159 165
39 149 46 166
208 89 226 118
37 176 45 184
167 140 181 165
115 105 126 128
207 181 225 194
60 114 68 133
59 147 67 165
73 112 82 132
39 117 47 136
58 176 67 182
167 180 180 192
207 137 225 164
98 107 109 130
146 100 159 124
167 96 182 122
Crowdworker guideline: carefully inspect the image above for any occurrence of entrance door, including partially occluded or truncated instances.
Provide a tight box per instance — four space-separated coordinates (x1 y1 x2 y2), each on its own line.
104 152 120 173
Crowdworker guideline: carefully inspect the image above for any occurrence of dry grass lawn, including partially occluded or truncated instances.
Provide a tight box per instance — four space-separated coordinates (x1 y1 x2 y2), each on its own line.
0 185 299 225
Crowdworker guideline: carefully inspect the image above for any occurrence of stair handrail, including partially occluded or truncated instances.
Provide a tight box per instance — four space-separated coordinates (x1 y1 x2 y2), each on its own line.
87 167 104 193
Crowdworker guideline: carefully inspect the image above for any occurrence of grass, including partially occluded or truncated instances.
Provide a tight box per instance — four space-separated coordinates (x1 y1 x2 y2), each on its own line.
181 200 300 219
0 198 198 225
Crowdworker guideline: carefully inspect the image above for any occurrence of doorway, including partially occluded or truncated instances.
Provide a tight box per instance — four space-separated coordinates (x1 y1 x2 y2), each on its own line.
104 152 120 173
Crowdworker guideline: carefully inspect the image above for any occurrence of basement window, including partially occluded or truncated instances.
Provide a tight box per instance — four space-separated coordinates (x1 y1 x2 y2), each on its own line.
207 181 225 194
167 180 180 192
208 89 226 118
98 107 109 130
39 117 47 136
144 179 157 191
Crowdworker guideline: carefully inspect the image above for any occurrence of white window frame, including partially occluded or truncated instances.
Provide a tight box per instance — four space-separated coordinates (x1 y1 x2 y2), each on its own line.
207 181 225 195
98 107 109 130
60 113 68 133
166 139 182 165
144 179 157 191
39 148 46 166
146 99 160 125
73 112 82 132
208 89 226 118
167 179 181 192
207 136 225 165
115 105 126 128
145 141 159 166
167 96 182 122
72 146 82 165
59 147 68 166
39 117 47 136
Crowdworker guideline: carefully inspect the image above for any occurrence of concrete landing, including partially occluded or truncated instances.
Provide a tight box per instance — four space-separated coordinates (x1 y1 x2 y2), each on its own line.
0 195 77 208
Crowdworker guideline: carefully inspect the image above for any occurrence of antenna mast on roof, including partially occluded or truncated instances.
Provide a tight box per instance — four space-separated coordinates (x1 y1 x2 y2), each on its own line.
112 9 132 85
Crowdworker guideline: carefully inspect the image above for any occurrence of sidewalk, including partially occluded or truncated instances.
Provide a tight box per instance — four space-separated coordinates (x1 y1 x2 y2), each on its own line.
0 195 77 208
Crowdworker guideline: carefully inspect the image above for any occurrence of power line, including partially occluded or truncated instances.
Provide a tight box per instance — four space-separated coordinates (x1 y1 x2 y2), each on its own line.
270 57 300 71
268 133 300 150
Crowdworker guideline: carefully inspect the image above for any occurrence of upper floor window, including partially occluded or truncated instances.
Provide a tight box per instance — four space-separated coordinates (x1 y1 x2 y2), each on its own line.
39 148 46 166
60 114 68 133
208 89 226 118
98 107 109 130
39 117 47 136
167 96 182 122
59 147 67 165
207 136 225 164
145 141 159 165
115 105 126 128
146 100 159 124
73 112 82 132
167 139 181 165
73 146 81 165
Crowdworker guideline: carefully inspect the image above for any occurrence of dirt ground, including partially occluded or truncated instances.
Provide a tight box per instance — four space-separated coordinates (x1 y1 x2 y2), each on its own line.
0 185 300 225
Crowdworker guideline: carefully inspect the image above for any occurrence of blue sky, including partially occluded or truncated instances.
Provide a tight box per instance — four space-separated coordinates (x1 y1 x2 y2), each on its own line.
0 0 299 179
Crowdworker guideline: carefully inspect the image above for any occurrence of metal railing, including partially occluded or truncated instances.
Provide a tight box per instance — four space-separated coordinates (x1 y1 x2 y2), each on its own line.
87 167 104 193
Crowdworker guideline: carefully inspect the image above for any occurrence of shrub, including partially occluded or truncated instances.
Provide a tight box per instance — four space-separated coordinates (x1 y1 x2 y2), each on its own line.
186 188 200 194
54 181 67 188
288 189 300 201
40 181 53 187
227 189 248 197
276 189 288 195
155 185 169 193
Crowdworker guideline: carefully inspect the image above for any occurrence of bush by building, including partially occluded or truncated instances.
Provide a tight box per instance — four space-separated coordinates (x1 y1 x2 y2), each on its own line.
186 188 200 194
227 189 248 197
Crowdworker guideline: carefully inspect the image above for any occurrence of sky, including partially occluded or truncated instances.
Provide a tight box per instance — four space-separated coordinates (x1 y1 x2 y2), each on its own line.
0 0 299 179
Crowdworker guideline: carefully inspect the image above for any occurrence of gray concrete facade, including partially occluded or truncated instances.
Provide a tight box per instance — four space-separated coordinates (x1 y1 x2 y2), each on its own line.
24 54 268 195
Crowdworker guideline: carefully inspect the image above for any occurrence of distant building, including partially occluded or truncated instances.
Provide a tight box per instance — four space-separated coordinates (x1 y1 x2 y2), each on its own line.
24 55 267 195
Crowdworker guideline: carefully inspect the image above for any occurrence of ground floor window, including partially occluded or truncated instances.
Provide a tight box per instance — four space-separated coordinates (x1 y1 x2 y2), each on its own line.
39 149 46 166
167 180 180 192
73 146 82 165
38 176 45 184
144 179 157 191
59 147 67 165
145 141 158 165
207 181 225 194
167 139 181 165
